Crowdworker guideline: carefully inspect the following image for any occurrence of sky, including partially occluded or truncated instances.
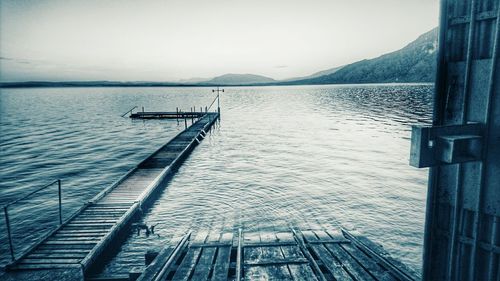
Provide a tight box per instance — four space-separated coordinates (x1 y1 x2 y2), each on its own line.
0 0 439 82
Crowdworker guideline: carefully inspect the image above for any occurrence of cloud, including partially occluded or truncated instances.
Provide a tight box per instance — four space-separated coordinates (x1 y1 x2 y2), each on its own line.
274 65 288 69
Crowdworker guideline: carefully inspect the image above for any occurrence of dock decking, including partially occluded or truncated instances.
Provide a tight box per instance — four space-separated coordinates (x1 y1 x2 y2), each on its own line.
136 228 417 281
5 112 219 276
130 111 206 119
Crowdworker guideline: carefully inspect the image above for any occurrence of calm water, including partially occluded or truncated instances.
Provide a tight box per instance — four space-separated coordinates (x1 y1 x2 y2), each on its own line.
0 84 433 275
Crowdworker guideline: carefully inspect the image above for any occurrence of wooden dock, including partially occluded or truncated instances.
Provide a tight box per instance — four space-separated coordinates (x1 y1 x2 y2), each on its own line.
136 228 418 281
130 112 206 119
4 112 219 277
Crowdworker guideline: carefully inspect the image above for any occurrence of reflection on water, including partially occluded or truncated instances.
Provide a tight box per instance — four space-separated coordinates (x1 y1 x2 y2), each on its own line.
0 84 433 274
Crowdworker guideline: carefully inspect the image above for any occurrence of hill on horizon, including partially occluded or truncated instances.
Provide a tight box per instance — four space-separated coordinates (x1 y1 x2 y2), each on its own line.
0 28 438 88
284 27 438 85
204 73 276 85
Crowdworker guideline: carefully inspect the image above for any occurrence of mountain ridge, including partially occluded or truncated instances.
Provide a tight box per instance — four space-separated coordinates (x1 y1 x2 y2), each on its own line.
0 28 438 88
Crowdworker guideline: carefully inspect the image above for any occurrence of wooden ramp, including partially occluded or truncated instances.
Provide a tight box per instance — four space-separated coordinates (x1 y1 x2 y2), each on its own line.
6 113 219 276
137 228 418 281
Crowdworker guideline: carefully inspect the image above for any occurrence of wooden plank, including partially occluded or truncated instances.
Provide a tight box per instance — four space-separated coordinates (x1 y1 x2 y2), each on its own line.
211 246 231 281
325 243 375 281
69 220 117 224
43 240 98 245
14 263 83 270
246 231 293 280
19 258 82 264
191 247 217 280
47 237 102 242
341 243 397 281
38 244 95 250
65 223 114 228
303 231 353 280
288 264 318 281
32 249 90 254
26 253 88 259
57 230 109 235
171 247 202 281
276 232 318 281
317 230 375 280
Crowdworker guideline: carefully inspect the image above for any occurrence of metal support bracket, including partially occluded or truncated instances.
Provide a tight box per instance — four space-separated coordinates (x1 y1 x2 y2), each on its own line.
410 123 483 168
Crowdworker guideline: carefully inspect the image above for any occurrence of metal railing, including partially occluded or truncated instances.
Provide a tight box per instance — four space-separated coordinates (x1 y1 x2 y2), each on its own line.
121 106 138 117
3 179 62 261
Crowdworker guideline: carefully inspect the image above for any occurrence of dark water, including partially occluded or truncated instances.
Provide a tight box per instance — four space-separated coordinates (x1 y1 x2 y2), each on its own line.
0 84 433 274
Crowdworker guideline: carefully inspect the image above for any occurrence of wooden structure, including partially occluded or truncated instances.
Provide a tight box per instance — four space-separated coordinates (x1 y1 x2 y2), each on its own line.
4 112 219 277
129 112 205 119
409 0 500 280
136 228 417 281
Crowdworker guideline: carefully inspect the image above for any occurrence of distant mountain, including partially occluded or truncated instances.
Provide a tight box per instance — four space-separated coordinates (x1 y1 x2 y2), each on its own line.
284 65 345 82
285 27 438 85
205 73 276 85
1 28 437 88
178 77 212 84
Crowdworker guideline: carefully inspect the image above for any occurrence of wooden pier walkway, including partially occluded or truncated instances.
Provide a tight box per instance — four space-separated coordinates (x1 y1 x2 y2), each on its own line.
5 112 219 277
130 112 205 119
136 228 417 281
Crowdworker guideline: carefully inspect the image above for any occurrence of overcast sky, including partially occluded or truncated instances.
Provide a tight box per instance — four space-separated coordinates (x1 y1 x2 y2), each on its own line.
0 0 439 82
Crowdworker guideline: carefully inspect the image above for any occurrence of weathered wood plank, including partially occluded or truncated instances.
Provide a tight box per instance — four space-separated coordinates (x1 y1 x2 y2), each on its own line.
19 258 82 264
191 247 217 280
316 230 375 280
32 249 90 254
288 264 318 281
303 231 353 280
171 247 202 281
211 246 231 281
341 243 397 281
38 244 95 250
43 240 98 245
26 253 88 259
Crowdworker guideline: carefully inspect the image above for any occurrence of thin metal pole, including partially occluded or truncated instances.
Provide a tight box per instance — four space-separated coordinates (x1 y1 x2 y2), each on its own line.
58 179 62 225
217 93 220 114
4 207 15 261
236 228 242 281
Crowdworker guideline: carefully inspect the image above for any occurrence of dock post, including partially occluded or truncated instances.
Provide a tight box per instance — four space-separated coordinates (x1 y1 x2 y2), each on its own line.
176 107 179 125
142 107 144 112
4 207 15 261
58 179 62 225
184 113 187 130
217 93 220 114
191 107 194 124
205 106 207 113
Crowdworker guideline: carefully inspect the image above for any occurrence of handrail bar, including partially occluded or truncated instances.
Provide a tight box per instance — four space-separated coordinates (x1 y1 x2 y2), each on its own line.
206 94 219 112
121 106 138 117
3 179 62 261
4 179 60 208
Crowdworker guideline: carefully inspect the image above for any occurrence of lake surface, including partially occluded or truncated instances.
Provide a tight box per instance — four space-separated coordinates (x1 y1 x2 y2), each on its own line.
0 84 433 275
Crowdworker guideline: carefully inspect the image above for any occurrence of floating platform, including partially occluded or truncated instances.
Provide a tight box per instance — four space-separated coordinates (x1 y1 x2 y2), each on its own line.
135 228 418 281
130 112 206 119
3 112 219 278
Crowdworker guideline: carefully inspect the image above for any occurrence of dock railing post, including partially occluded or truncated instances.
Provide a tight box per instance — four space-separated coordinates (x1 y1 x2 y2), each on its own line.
217 93 220 114
184 112 187 130
4 206 15 261
58 179 62 225
176 107 179 125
